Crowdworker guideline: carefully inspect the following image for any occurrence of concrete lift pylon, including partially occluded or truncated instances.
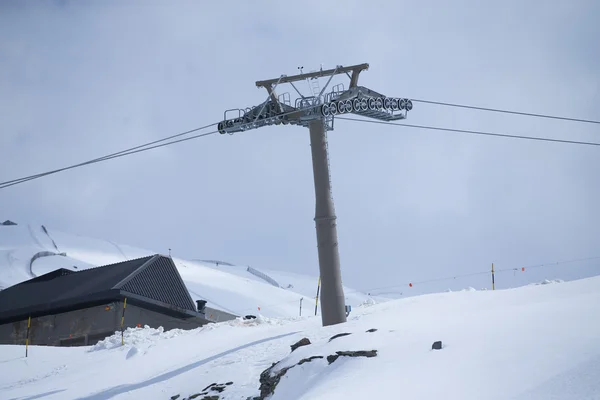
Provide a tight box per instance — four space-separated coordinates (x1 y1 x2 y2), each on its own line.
218 63 413 327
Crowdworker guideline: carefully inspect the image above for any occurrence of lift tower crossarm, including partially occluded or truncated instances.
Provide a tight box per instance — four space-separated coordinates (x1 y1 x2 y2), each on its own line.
255 63 369 89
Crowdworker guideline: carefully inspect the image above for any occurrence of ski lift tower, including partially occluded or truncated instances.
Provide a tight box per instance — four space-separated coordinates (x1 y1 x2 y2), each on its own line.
218 63 413 326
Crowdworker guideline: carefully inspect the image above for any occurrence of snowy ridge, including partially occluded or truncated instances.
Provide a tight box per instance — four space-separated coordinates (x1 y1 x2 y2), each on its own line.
0 224 376 318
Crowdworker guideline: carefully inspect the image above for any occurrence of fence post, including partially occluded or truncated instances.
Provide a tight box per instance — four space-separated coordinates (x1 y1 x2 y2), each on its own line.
25 316 31 357
491 263 495 290
299 297 303 317
121 298 127 346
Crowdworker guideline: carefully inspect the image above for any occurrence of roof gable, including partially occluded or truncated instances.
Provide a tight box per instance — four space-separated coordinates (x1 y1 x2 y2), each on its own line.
116 256 196 312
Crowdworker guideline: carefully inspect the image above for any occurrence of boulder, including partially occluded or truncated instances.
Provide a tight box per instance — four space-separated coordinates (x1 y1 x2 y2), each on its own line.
290 337 311 352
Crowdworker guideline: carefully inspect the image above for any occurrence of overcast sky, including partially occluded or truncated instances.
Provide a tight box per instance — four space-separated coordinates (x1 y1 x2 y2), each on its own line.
1 0 599 294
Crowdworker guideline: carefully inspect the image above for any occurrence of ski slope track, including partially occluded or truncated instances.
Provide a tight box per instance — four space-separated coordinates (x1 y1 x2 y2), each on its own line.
0 224 376 318
0 275 598 399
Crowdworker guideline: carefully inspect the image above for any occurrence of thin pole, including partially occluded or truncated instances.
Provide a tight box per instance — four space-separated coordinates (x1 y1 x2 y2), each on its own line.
299 297 303 317
25 316 31 357
314 276 321 316
121 298 127 345
491 263 495 290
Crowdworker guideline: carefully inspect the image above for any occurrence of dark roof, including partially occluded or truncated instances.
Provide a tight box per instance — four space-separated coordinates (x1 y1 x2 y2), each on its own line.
0 254 199 324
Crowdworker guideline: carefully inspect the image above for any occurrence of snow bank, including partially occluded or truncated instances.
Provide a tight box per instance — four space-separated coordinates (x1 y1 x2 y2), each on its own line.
90 315 293 353
89 326 191 352
531 278 565 285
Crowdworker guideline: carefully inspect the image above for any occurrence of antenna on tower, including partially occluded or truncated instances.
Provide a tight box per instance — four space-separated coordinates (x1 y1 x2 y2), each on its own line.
218 63 414 326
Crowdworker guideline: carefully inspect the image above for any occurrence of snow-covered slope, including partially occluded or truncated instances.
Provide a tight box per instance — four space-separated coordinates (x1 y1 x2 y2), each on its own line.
0 224 376 317
1 275 598 399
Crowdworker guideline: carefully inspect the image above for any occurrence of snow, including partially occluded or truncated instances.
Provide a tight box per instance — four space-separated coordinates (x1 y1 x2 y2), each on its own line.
2 223 599 398
1 274 599 399
532 278 565 285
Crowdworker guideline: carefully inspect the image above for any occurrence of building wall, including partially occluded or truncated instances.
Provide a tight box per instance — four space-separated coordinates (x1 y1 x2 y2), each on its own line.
204 306 238 323
0 301 210 347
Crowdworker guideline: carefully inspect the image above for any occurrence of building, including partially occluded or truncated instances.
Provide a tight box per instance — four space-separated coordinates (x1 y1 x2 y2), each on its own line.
0 254 215 347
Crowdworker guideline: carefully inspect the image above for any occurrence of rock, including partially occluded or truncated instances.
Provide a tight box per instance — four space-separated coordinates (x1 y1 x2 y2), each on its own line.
255 355 324 399
244 315 257 320
187 394 202 399
432 341 443 350
210 385 226 393
366 328 378 333
298 355 323 365
171 395 180 400
201 397 219 400
326 354 338 364
327 350 378 364
328 332 352 342
290 337 311 352
225 382 233 386
257 362 287 399
202 383 217 392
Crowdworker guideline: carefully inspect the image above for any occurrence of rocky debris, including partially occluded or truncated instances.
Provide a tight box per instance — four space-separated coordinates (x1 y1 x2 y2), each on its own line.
366 328 378 333
328 332 352 342
202 383 217 392
244 315 257 320
253 355 324 399
178 393 219 400
432 341 443 350
290 337 311 352
211 385 226 393
327 350 378 365
174 381 234 400
255 362 286 399
298 355 324 365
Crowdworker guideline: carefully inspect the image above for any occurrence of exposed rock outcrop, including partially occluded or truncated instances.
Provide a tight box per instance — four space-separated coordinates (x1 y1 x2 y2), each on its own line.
249 339 379 399
326 350 378 364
